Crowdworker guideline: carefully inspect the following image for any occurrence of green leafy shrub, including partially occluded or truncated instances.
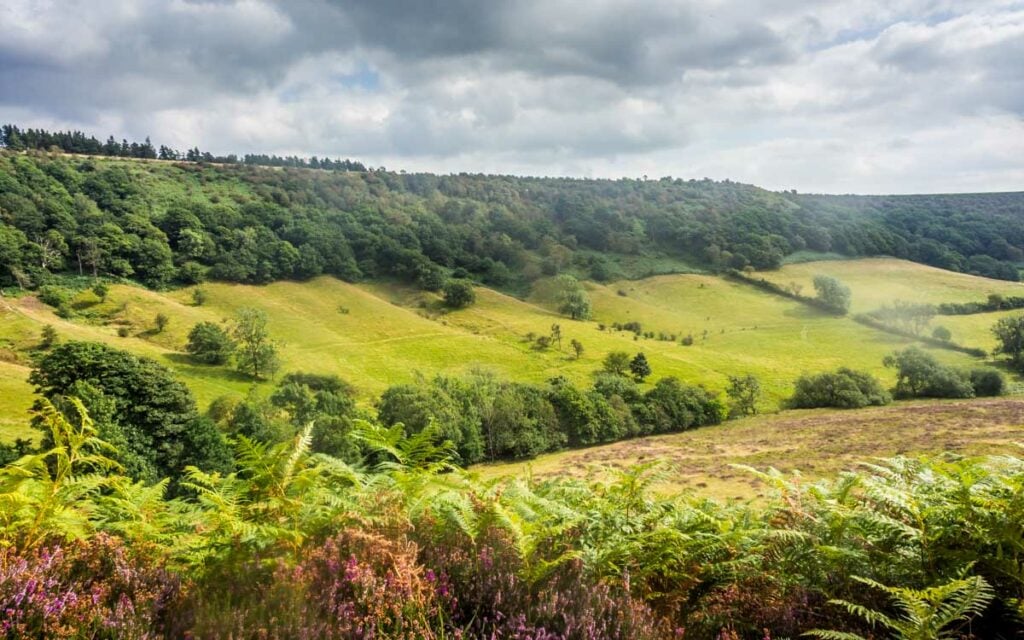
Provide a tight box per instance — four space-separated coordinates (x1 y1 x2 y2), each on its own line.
789 367 891 409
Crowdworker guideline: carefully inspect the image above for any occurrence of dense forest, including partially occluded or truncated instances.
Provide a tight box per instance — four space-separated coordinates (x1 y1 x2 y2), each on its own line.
1 125 1023 297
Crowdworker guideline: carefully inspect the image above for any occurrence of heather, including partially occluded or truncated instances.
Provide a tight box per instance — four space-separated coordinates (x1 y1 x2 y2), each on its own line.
1 396 1023 638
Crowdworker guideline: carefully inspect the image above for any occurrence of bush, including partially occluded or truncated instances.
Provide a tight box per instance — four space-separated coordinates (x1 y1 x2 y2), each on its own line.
636 376 725 434
154 312 170 333
932 325 952 342
883 347 974 399
186 321 236 365
0 536 182 639
191 287 208 306
91 281 109 301
789 368 892 409
970 368 1006 397
813 274 851 314
39 324 58 349
37 284 70 308
442 279 476 308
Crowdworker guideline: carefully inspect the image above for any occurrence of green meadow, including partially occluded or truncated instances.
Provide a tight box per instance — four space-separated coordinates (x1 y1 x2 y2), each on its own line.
3 257 1016 446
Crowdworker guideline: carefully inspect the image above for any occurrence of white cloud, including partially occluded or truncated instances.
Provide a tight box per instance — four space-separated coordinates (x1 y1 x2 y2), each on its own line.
0 0 1022 193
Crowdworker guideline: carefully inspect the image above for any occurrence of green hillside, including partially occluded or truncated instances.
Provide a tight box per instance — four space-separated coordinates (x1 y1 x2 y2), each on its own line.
4 256 1014 445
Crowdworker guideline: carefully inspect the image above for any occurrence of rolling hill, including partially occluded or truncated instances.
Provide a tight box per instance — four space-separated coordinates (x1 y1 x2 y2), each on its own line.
2 257 1018 447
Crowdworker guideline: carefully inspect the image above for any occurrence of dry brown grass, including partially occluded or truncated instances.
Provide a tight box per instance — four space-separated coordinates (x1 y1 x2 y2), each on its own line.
477 398 1024 500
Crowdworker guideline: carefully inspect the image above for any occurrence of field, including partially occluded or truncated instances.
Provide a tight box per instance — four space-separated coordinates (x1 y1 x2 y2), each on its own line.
1 257 1019 448
756 257 1024 314
479 397 1024 499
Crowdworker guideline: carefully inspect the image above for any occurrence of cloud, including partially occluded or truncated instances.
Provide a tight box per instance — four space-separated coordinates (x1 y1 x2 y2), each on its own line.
0 0 1022 193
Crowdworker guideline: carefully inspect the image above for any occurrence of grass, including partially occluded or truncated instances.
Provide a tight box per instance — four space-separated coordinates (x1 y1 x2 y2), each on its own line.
755 257 1024 363
477 397 1024 500
757 257 1024 314
0 259 1015 446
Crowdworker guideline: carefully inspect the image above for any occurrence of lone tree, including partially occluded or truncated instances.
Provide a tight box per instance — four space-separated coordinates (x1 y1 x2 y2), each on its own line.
550 323 562 350
630 352 652 382
443 279 476 309
813 274 851 314
602 351 631 376
726 374 762 418
39 324 58 349
556 275 592 320
233 307 280 380
570 338 584 359
992 315 1024 370
185 321 236 365
154 312 170 334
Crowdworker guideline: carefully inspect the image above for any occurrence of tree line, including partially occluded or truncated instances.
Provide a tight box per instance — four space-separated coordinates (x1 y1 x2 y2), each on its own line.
1 124 367 171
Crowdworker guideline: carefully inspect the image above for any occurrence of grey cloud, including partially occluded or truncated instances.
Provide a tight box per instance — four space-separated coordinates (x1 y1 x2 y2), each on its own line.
0 1 1022 193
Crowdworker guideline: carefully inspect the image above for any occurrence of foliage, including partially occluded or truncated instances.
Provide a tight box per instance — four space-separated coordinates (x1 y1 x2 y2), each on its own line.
813 274 852 314
442 279 476 308
726 374 762 417
1 149 1023 297
788 368 891 409
233 307 281 380
809 575 994 640
883 347 974 399
868 300 936 335
602 351 631 376
3 395 1024 637
0 535 182 639
630 352 652 382
39 324 58 349
556 275 593 320
992 314 1024 370
153 312 170 333
969 368 1005 397
185 320 236 365
28 341 231 483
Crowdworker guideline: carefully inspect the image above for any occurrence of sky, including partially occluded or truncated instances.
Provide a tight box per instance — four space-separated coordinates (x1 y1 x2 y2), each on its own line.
1 1 1023 194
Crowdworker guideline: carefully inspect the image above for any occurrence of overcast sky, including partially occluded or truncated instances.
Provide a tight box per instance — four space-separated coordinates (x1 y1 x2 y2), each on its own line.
2 1 1023 194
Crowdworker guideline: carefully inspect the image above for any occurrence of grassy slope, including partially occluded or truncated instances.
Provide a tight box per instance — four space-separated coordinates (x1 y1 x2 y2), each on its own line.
756 257 1024 314
757 258 1024 359
478 397 1024 500
0 259 1013 445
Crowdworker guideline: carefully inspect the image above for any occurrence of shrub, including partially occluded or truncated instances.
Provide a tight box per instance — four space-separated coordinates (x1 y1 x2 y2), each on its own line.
812 274 851 314
187 529 442 639
39 324 58 349
726 373 762 417
0 536 182 639
116 326 130 337
154 312 170 333
191 287 208 306
637 376 725 433
37 285 70 309
602 351 631 376
932 325 952 342
442 279 475 308
970 368 1006 397
883 347 974 399
789 368 892 409
186 321 236 365
91 281 109 301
